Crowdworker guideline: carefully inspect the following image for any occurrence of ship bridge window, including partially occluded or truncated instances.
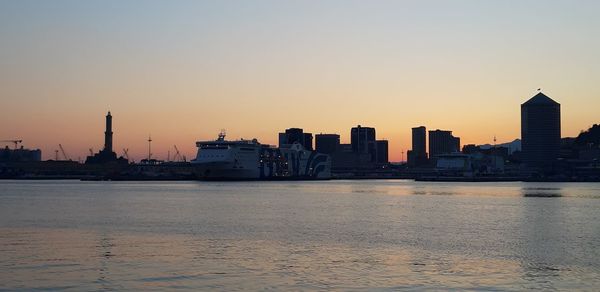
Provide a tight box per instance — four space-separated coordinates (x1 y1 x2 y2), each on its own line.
201 145 229 149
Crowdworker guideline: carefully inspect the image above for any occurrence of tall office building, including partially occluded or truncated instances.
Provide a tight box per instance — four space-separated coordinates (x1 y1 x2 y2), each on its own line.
412 126 426 155
279 128 313 150
521 92 561 168
408 126 428 166
376 140 389 164
351 125 376 161
315 134 340 154
429 129 460 158
303 133 313 151
452 136 461 153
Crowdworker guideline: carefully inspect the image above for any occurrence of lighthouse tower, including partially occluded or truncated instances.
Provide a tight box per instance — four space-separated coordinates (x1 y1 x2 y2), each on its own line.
85 111 127 165
104 111 113 152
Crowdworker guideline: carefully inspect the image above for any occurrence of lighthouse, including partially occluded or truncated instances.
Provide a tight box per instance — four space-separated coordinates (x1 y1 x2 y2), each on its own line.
104 111 113 152
85 111 127 165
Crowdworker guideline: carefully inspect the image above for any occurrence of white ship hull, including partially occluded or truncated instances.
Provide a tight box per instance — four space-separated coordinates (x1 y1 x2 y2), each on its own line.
191 134 330 180
193 162 261 180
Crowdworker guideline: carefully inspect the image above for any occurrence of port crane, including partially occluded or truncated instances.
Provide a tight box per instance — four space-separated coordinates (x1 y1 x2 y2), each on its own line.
58 144 71 161
122 148 133 163
1 139 23 149
173 145 182 162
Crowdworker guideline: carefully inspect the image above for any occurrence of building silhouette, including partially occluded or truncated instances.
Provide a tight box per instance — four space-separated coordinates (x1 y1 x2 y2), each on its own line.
315 134 340 154
375 140 389 164
407 126 428 166
104 111 113 152
279 128 313 150
429 129 460 158
303 133 313 151
327 125 389 171
521 92 561 169
351 125 376 161
0 146 41 162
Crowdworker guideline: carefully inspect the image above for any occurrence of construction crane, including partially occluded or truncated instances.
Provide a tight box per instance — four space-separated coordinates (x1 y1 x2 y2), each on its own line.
1 139 23 149
122 148 133 163
58 144 71 161
173 145 182 162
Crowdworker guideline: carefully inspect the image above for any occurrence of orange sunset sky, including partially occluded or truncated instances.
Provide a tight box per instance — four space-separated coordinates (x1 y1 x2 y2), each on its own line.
1 1 599 162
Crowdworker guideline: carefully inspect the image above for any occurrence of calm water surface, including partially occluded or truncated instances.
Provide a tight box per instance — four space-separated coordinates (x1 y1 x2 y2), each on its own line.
0 180 599 290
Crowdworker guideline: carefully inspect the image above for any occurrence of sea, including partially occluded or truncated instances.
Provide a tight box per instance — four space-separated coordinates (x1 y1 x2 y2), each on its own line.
0 180 599 291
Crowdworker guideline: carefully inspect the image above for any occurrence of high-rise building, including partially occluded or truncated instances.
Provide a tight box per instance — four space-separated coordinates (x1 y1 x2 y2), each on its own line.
351 125 376 161
452 136 460 154
303 133 313 151
429 129 460 158
279 128 313 150
412 126 426 155
408 126 428 166
315 134 340 154
521 92 561 168
376 140 389 164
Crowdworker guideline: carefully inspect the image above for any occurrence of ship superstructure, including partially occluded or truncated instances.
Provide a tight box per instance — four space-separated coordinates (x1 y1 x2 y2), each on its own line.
191 132 331 180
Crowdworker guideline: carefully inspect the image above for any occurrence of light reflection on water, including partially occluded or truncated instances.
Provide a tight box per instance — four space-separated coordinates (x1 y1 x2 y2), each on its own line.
522 187 563 197
0 180 599 290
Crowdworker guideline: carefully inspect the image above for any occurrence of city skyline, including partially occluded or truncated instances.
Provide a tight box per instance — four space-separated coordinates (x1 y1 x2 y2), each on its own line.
2 1 600 161
0 90 590 162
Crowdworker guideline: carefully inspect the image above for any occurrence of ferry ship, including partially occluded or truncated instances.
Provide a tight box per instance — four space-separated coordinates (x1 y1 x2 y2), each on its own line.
191 132 331 180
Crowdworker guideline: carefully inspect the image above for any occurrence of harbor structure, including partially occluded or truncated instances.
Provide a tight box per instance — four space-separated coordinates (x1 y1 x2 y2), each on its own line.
0 146 41 162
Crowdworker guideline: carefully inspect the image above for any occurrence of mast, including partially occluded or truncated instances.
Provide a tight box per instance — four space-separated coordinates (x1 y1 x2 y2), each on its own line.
148 135 152 161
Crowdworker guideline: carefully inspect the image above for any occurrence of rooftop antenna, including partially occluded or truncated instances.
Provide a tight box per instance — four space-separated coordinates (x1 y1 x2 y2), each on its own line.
148 135 152 161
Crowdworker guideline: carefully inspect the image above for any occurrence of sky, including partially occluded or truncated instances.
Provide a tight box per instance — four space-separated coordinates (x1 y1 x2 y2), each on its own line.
1 0 599 162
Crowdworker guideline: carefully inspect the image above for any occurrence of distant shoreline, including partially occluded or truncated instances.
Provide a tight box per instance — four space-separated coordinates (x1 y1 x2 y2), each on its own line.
1 176 598 183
